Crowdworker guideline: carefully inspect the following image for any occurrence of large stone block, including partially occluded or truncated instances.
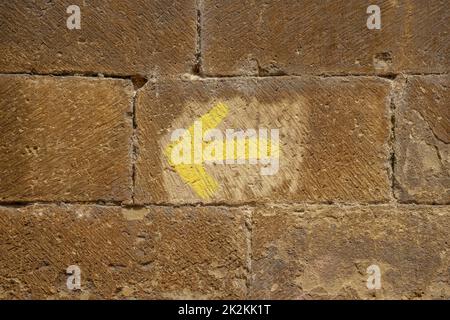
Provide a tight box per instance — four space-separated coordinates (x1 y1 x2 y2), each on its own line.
0 75 133 202
0 0 197 77
251 205 450 299
202 0 449 76
0 204 248 299
395 75 449 204
135 77 391 204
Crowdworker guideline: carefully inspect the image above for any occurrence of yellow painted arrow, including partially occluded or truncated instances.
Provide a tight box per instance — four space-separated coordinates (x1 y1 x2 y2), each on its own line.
164 102 279 199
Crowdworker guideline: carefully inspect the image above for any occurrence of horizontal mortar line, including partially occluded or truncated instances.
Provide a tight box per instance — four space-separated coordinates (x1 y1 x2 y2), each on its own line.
134 200 434 207
0 200 125 207
0 71 446 81
0 71 138 81
197 72 395 80
0 200 448 209
195 71 448 80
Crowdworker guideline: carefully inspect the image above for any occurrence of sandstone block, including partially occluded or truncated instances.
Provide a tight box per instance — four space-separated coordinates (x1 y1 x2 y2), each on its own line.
0 204 248 299
251 205 450 299
0 75 133 202
395 75 449 204
202 0 449 76
135 77 391 204
0 0 196 77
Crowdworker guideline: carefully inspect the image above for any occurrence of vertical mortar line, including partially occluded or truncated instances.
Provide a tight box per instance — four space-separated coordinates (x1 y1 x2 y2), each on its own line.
194 0 203 75
128 75 148 205
388 74 407 203
131 88 138 204
244 208 253 298
389 81 397 202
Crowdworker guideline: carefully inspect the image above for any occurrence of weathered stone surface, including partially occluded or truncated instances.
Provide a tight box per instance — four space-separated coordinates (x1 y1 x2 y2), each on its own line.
0 204 248 299
0 0 196 77
135 77 391 204
202 0 449 76
0 75 133 202
251 205 450 299
395 75 449 204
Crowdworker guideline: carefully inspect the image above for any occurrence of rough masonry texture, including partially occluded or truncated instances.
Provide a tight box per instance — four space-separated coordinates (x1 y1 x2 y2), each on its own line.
0 75 133 202
135 77 391 204
0 0 196 77
395 75 449 204
0 0 449 300
251 205 450 299
0 205 247 299
202 0 449 76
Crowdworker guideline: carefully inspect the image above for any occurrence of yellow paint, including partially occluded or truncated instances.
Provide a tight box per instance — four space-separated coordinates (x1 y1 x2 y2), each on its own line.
164 102 279 199
203 137 279 162
165 103 229 199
